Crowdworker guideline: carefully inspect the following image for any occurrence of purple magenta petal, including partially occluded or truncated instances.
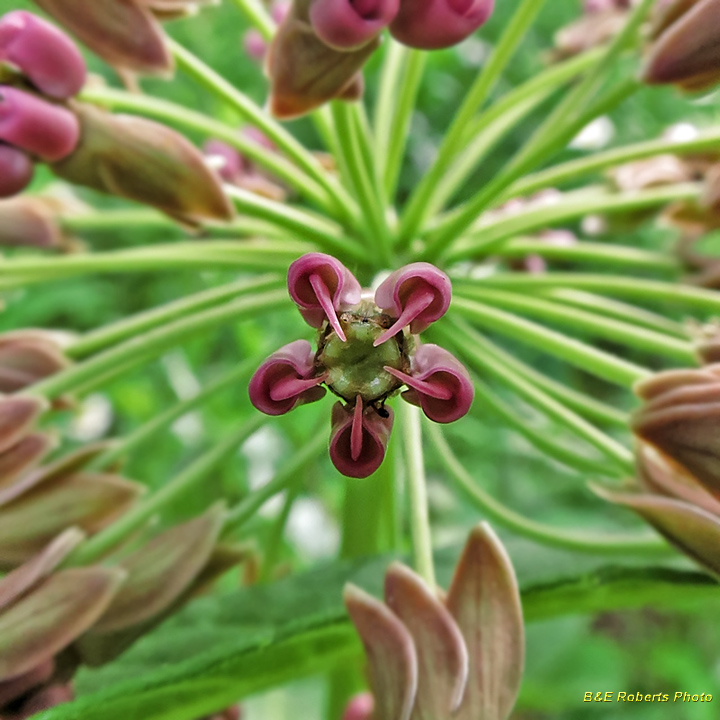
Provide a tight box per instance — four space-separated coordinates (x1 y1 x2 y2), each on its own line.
390 0 494 49
309 0 400 51
0 86 79 161
374 262 452 345
390 344 473 423
287 253 362 341
329 400 393 478
0 145 33 198
248 340 326 416
0 11 86 99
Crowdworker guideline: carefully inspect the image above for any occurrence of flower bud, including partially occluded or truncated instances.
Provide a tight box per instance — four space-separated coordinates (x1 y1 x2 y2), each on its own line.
341 693 374 720
0 396 47 456
249 340 327 416
50 103 234 225
385 344 474 423
0 434 56 500
288 253 362 342
0 11 86 99
373 262 452 346
0 196 64 248
0 330 70 394
329 399 393 478
0 659 54 709
390 0 494 50
31 0 172 76
0 86 80 161
309 0 399 51
0 144 33 198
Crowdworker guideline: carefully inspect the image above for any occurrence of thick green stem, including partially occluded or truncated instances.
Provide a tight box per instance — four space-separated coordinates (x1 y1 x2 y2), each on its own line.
228 0 275 38
400 403 435 587
427 423 667 555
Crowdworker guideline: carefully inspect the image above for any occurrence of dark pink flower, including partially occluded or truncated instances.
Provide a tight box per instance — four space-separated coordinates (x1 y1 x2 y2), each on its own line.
373 262 452 347
0 87 79 162
248 340 327 416
390 0 494 50
329 398 393 478
0 12 86 100
288 253 362 342
309 0 400 51
0 145 33 198
385 344 473 423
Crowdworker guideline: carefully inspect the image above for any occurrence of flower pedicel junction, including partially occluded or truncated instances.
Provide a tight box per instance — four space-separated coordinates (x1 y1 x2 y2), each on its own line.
3 0 720 719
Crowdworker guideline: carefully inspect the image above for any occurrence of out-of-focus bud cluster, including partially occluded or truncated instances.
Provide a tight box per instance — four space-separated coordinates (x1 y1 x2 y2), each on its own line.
267 0 495 118
0 11 85 198
342 523 524 720
0 396 248 718
0 196 72 251
248 253 474 477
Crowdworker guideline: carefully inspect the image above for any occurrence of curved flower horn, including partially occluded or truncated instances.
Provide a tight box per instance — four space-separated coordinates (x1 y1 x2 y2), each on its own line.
0 12 86 99
329 398 393 478
0 145 33 198
0 87 80 162
390 0 495 50
288 253 362 342
249 340 327 416
309 0 400 51
385 344 473 423
373 263 452 347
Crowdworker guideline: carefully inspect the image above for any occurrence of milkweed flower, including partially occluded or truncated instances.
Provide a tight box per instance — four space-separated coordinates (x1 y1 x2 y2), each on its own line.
249 253 473 478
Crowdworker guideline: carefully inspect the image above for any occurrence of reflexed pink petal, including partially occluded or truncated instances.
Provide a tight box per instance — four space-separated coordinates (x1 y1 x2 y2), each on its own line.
0 11 86 99
309 0 399 51
344 584 417 720
384 563 469 720
287 253 362 340
0 144 33 198
249 340 326 415
0 86 80 161
390 0 494 49
374 263 451 345
446 523 524 720
329 401 393 478
387 345 473 423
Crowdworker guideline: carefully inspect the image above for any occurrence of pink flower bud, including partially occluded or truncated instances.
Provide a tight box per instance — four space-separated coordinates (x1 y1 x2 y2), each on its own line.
0 11 86 99
309 0 400 51
243 29 269 61
385 344 473 423
0 87 79 162
341 693 374 720
373 263 452 346
329 398 393 478
204 139 244 184
390 0 494 50
0 145 33 198
288 253 362 342
249 340 327 416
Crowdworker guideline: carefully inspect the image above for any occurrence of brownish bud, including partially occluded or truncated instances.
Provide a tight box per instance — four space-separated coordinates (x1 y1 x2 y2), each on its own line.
0 397 47 456
0 196 65 249
0 331 70 394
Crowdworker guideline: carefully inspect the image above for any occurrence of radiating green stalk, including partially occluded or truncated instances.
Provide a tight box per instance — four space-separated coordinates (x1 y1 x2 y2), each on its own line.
457 287 696 363
451 297 652 387
399 0 547 242
495 237 680 273
506 128 720 200
223 433 327 535
228 0 275 38
427 423 667 555
23 290 287 400
400 403 435 587
432 319 628 427
67 417 265 567
441 183 703 262
435 321 634 469
169 39 358 226
79 87 333 212
69 276 282 359
87 359 260 471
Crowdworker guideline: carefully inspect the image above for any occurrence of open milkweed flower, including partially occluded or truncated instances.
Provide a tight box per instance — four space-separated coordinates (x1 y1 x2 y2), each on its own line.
343 523 524 720
249 253 473 478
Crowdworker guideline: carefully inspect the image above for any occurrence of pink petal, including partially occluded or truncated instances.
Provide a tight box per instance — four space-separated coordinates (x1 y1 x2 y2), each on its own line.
342 693 375 720
309 0 400 51
0 144 33 198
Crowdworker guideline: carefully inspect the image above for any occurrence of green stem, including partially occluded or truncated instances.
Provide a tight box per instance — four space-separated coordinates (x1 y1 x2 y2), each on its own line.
400 403 435 587
22 289 288 399
451 297 652 388
228 0 275 39
69 276 282 359
427 423 667 555
67 417 265 567
457 287 696 363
